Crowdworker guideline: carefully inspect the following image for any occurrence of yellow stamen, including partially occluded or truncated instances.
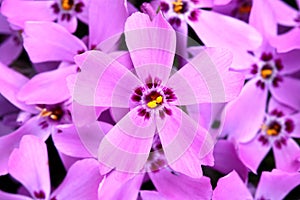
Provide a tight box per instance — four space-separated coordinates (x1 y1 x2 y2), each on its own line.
147 96 163 108
40 108 52 117
61 0 73 10
172 0 183 13
261 68 273 79
50 114 58 121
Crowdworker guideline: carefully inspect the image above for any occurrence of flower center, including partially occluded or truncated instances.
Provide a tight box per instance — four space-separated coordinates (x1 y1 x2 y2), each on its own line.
39 107 64 121
61 0 74 10
265 121 281 136
172 0 188 14
131 77 176 120
146 92 163 109
260 64 273 79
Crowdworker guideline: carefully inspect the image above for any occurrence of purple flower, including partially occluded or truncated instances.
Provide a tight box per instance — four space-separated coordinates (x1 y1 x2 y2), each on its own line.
0 135 102 200
238 98 300 173
73 12 244 177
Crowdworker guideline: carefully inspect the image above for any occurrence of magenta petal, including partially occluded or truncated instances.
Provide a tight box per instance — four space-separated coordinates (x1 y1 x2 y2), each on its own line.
0 63 35 112
156 106 214 178
124 12 176 83
51 159 102 200
1 0 56 29
0 191 31 200
213 140 248 181
213 171 253 200
277 50 300 75
255 169 300 200
239 135 271 173
289 113 300 138
149 168 212 199
0 116 50 175
98 171 143 200
223 78 267 142
57 15 77 33
0 35 23 65
8 135 50 199
23 21 87 63
98 107 155 173
167 48 244 105
88 0 127 50
271 76 300 110
140 191 164 200
52 124 92 158
57 152 80 171
74 51 141 107
265 0 298 26
0 13 12 34
249 0 276 37
213 0 232 5
270 28 300 53
273 139 300 172
17 66 77 105
189 10 262 51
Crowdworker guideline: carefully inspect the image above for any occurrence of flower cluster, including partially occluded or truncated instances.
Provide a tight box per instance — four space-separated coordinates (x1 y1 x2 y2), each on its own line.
0 0 299 199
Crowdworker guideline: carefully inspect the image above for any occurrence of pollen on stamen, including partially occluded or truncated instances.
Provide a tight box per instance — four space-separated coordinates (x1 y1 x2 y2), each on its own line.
260 64 273 79
61 0 74 11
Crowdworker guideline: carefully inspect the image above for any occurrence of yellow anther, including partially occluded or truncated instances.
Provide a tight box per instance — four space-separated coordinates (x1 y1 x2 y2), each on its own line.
261 68 273 79
266 129 278 136
40 108 52 117
172 0 183 13
147 100 158 109
50 114 58 121
156 96 163 104
147 95 163 108
61 0 73 10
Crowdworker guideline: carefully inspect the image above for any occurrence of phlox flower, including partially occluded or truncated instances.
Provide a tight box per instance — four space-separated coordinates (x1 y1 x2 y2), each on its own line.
73 12 244 178
238 98 300 173
0 62 74 175
0 135 102 200
213 170 300 200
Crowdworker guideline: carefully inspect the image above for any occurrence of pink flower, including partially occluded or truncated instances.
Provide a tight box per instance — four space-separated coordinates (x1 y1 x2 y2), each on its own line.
73 12 244 177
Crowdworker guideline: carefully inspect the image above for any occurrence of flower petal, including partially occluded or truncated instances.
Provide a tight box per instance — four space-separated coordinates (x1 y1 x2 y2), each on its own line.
1 0 56 29
98 171 143 200
273 139 300 172
277 49 300 75
73 50 141 107
140 191 165 200
52 124 92 158
156 106 215 178
223 78 267 142
213 140 248 181
8 135 50 199
88 0 127 50
124 12 176 83
270 28 300 53
0 116 50 175
17 66 77 105
212 170 253 200
0 35 23 65
0 191 31 200
167 48 244 105
188 10 262 51
239 135 271 173
255 169 300 200
23 21 87 63
51 159 103 200
271 76 300 110
98 107 155 173
0 62 35 112
149 168 212 199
